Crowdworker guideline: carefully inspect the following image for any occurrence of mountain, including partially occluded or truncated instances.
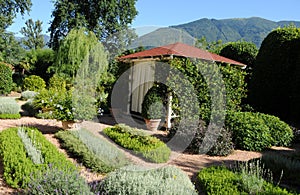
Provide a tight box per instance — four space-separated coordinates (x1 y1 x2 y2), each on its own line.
129 27 196 49
170 17 300 47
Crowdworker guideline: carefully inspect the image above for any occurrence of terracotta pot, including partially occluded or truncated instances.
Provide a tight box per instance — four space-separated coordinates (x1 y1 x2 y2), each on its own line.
61 121 76 130
145 119 161 131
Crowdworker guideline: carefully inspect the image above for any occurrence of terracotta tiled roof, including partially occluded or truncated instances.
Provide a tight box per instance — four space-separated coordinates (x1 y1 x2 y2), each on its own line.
119 42 246 67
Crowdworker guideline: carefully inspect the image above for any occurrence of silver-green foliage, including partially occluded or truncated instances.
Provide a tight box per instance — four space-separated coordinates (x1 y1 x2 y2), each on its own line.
0 97 20 114
21 90 37 100
238 160 273 194
17 127 44 164
71 128 128 169
99 165 197 195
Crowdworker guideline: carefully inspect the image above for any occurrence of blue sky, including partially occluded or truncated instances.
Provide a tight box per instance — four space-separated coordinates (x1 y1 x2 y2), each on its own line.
7 0 300 36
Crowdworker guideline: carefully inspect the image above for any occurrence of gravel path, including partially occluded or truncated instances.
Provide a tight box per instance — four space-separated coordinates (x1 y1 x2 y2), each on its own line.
0 117 264 194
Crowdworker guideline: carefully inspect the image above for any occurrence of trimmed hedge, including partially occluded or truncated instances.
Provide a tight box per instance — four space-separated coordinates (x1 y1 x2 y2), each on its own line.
103 124 171 163
0 127 76 188
198 166 294 195
258 113 294 146
55 129 129 173
22 75 46 91
98 165 197 194
226 112 293 151
226 112 272 151
0 97 21 119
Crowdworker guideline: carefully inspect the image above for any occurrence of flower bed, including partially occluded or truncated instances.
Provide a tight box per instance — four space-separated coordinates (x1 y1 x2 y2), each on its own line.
103 124 171 163
55 128 129 173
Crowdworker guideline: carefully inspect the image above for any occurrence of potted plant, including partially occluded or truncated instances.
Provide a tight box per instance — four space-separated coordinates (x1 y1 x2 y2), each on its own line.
142 86 164 131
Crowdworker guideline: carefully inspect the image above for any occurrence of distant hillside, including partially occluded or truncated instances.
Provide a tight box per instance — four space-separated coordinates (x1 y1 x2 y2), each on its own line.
129 27 196 49
171 17 300 47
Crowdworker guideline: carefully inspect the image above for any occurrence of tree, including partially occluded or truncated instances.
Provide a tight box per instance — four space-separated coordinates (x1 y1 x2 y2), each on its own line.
20 19 45 49
0 0 32 31
0 31 25 65
219 41 258 105
195 36 223 53
48 0 138 50
219 41 258 69
49 28 103 79
250 25 300 124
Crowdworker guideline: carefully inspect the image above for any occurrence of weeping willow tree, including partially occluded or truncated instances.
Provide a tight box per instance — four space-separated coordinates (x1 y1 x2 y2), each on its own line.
50 28 109 121
51 28 103 79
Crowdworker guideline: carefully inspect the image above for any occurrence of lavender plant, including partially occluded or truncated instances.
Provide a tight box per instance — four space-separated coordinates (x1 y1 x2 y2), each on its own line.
97 165 197 195
17 127 44 164
71 128 129 169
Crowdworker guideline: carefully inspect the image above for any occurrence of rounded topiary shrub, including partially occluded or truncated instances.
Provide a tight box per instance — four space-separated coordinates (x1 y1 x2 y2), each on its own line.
23 75 46 91
0 62 13 95
141 85 165 119
257 113 293 146
226 112 273 151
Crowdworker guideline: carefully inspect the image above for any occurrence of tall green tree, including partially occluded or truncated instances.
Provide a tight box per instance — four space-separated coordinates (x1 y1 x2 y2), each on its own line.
20 19 45 49
48 0 138 51
0 31 25 65
49 28 103 79
0 0 32 32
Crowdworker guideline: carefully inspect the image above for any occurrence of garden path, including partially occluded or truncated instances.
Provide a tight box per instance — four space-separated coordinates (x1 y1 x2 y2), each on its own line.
1 116 292 194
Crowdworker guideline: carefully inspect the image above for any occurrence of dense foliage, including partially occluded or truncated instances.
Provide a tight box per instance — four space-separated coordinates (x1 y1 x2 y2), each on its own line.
22 75 46 91
168 58 246 123
0 62 13 94
250 25 300 124
219 41 258 68
99 166 197 194
198 166 293 195
226 112 294 151
48 0 138 50
103 124 171 163
0 127 76 188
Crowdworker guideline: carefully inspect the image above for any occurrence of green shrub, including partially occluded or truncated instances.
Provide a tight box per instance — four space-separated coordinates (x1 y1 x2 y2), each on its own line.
71 128 128 168
0 127 36 188
258 113 294 146
0 62 13 95
20 90 37 100
48 74 67 92
141 85 165 119
55 131 113 173
0 127 77 188
198 166 241 195
0 97 21 119
198 166 294 195
226 112 273 151
22 75 46 91
26 165 92 195
103 124 171 163
98 166 197 195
